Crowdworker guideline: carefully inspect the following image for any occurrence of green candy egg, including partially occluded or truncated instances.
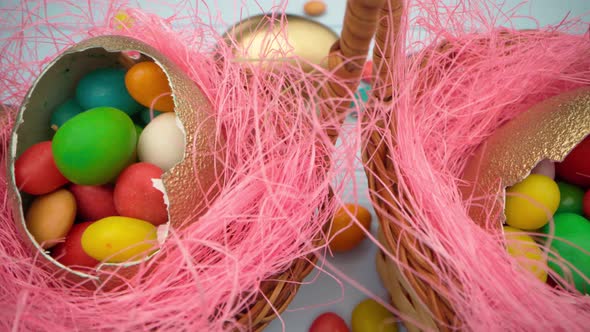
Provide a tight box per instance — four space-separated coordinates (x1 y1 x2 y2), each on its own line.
52 107 137 185
556 182 584 214
540 213 590 294
75 68 142 116
50 98 84 131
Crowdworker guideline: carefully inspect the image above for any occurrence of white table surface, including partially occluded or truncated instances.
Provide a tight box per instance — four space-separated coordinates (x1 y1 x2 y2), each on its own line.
7 0 590 331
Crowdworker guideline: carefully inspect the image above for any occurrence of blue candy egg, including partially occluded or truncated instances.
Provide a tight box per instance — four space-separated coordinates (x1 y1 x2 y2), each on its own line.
75 68 142 116
50 98 84 130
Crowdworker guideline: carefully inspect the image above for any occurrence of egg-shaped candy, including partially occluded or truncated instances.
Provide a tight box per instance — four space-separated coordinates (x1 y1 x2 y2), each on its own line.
26 189 77 249
309 312 350 332
114 162 168 226
69 184 118 221
15 141 69 195
540 213 590 294
51 221 99 268
125 61 174 112
351 299 397 332
328 203 372 252
504 174 560 230
52 107 137 185
137 112 184 172
503 226 547 283
50 98 83 131
76 68 143 116
556 135 590 187
556 182 584 214
81 216 158 263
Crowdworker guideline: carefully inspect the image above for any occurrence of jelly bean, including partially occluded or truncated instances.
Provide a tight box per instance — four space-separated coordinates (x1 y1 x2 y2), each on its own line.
137 112 185 172
540 213 590 294
531 159 555 179
309 312 350 332
69 184 118 221
125 61 174 113
556 182 584 214
503 226 547 283
556 136 590 187
81 216 158 263
26 189 76 249
114 162 168 226
351 299 397 332
504 174 560 230
328 204 372 252
50 98 83 131
139 108 162 125
15 141 69 195
304 1 327 17
76 68 143 116
52 107 137 185
52 221 100 268
584 190 590 219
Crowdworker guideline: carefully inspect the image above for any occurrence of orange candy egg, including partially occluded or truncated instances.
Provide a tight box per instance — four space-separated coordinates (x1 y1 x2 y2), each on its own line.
328 203 372 252
125 61 174 112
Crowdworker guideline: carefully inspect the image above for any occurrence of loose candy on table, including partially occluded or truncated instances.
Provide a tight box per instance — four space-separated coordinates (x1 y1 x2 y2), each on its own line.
328 203 372 252
556 135 590 187
69 184 118 221
309 312 350 332
81 216 158 263
351 299 397 332
137 112 185 172
125 61 175 113
304 0 327 17
26 189 76 249
51 221 100 268
52 106 137 185
531 159 555 179
114 162 168 226
540 213 590 294
503 226 547 283
504 174 560 230
76 68 143 116
556 181 584 215
50 98 84 131
15 141 69 195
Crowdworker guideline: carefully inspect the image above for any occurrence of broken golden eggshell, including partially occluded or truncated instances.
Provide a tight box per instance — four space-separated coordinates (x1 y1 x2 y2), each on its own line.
7 35 221 286
460 87 590 228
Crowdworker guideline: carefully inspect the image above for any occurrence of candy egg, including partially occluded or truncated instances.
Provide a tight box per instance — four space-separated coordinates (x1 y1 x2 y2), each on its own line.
556 135 590 187
351 299 397 332
81 216 158 263
540 213 590 294
114 162 168 226
504 174 560 230
69 184 118 221
531 159 555 179
328 203 372 252
76 68 143 116
556 182 584 214
125 61 174 112
137 112 185 172
304 1 327 17
309 312 350 332
50 98 83 131
26 189 76 249
15 141 69 195
52 107 137 185
51 221 100 268
503 226 547 283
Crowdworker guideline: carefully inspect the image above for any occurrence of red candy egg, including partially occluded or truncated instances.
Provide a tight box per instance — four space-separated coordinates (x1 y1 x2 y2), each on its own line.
69 184 118 221
114 162 168 226
309 312 350 332
51 221 100 268
15 141 69 195
556 136 590 187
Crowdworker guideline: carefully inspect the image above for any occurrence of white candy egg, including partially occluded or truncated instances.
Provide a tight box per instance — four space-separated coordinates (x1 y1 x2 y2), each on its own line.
137 112 185 171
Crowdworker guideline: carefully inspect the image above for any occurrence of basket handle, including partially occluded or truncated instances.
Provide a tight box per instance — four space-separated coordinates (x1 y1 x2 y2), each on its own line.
321 0 387 142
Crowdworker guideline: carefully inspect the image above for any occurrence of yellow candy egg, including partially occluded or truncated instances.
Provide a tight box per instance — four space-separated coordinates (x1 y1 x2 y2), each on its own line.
81 216 158 263
503 226 547 283
504 174 560 230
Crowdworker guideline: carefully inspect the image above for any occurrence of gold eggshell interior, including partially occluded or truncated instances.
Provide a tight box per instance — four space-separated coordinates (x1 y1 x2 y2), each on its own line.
460 87 590 228
8 35 220 284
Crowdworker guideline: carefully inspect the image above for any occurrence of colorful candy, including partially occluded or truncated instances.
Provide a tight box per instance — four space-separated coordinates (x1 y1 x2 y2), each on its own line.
351 299 397 332
504 174 560 230
69 184 118 221
52 107 137 185
309 312 350 332
114 162 168 226
361 61 373 84
556 182 584 214
15 141 69 195
503 226 547 283
137 112 185 172
125 61 175 112
51 221 100 268
81 216 158 263
555 135 590 187
304 0 327 17
25 189 76 249
76 68 143 116
50 98 83 131
328 203 372 252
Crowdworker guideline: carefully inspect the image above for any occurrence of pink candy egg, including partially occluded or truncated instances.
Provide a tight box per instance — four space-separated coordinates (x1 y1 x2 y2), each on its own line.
69 184 118 221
